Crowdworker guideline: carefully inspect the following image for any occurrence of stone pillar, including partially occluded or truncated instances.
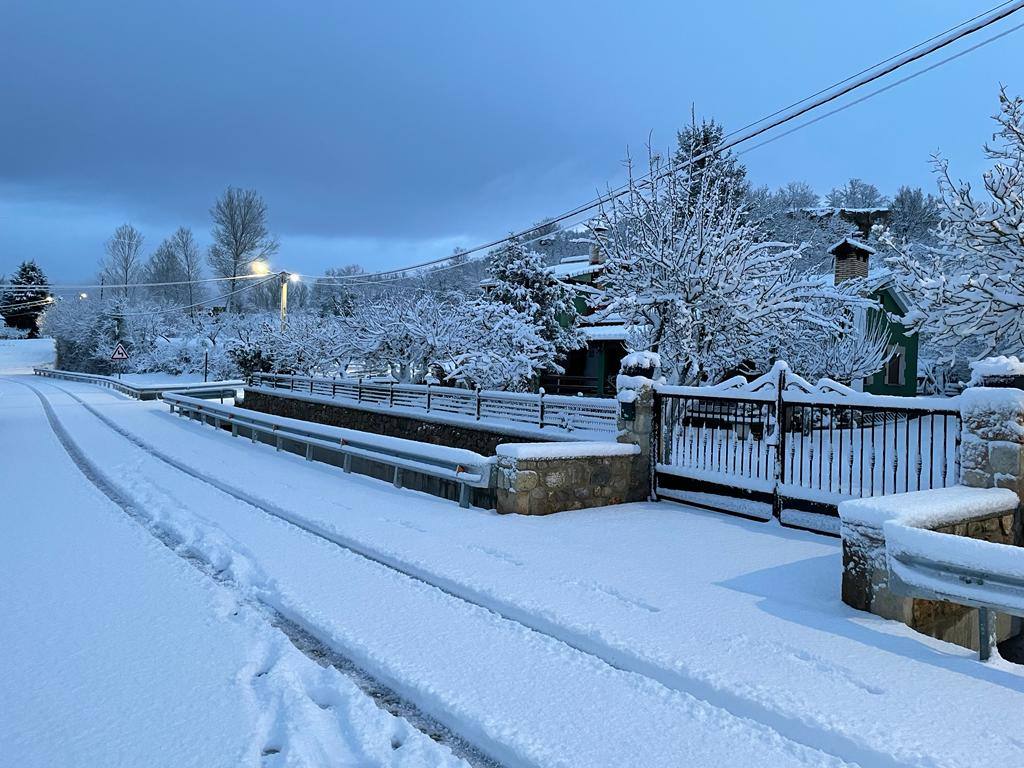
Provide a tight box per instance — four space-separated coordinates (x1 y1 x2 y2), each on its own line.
960 383 1024 550
615 352 659 503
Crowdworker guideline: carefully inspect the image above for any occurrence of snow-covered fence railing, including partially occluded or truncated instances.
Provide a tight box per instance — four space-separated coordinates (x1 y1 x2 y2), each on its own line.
161 392 495 508
840 487 1021 660
34 367 243 401
248 372 618 435
653 362 962 533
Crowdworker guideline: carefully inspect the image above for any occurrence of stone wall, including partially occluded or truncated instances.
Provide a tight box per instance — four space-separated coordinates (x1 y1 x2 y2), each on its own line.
495 444 643 515
241 388 563 456
842 507 1017 650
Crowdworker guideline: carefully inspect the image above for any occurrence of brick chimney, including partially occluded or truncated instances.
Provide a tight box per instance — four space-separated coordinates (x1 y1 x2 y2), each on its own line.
829 237 875 284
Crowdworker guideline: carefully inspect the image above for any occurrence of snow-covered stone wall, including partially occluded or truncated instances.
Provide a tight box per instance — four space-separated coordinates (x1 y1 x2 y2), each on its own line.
495 443 643 516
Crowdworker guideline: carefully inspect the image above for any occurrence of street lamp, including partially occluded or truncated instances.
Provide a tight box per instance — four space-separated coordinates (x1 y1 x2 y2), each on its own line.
79 292 88 300
251 260 271 276
278 271 300 331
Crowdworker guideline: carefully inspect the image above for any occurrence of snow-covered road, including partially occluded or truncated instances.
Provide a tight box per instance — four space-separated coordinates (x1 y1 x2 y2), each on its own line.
0 376 469 767
7 367 1024 767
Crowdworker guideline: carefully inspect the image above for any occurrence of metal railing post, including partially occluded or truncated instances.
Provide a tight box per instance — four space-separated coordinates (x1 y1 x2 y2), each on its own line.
979 607 995 661
774 366 787 520
539 388 546 428
476 388 482 421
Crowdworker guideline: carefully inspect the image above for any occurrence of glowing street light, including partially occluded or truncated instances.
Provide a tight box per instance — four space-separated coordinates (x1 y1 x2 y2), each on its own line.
251 260 271 276
79 292 88 300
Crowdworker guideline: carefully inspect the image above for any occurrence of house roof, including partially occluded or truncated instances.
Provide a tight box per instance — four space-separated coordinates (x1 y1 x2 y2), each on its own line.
828 237 877 255
547 255 603 281
581 324 629 341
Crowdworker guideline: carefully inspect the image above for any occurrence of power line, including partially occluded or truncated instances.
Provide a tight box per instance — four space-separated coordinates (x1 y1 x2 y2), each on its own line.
28 273 267 291
107 276 279 317
309 0 1024 283
736 18 1024 158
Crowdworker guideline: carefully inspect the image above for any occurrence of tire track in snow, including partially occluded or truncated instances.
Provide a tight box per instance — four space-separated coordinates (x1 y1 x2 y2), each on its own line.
37 378 909 768
8 377 501 768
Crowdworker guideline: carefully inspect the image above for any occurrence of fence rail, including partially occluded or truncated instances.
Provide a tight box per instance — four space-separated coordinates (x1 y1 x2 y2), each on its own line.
34 368 243 401
249 372 618 435
654 363 962 528
163 392 494 507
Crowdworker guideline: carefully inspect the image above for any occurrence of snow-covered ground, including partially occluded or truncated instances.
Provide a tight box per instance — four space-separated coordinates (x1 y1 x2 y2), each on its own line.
0 378 469 767
0 338 54 372
7 360 1024 767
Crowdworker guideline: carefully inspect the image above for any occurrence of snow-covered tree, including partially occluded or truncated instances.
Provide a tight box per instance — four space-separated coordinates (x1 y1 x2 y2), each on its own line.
208 187 279 310
674 116 748 212
100 224 144 298
144 238 190 305
168 227 206 315
595 145 873 385
448 300 556 391
484 236 584 365
1 260 51 336
782 312 894 385
887 185 941 243
311 265 365 315
825 178 888 209
887 88 1024 364
746 182 859 273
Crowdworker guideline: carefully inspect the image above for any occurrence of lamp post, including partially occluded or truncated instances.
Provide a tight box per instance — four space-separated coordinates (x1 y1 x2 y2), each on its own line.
278 271 300 331
278 271 289 331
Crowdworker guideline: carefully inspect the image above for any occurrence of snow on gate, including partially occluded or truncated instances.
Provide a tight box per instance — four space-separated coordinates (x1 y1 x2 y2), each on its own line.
653 363 961 532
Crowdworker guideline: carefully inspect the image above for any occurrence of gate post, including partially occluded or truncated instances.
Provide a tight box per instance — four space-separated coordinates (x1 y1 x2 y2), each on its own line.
774 364 787 520
617 352 659 502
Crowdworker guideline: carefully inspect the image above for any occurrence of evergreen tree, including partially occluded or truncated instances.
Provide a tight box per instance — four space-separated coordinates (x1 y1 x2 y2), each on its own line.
484 236 584 371
674 117 748 212
1 260 51 336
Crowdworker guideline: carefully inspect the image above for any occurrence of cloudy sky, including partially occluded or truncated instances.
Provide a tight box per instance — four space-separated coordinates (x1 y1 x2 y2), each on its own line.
0 0 1019 283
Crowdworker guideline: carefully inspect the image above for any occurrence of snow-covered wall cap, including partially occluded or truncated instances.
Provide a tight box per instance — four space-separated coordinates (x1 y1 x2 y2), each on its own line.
959 385 1024 421
969 356 1024 386
839 486 1018 530
496 442 641 460
621 351 660 370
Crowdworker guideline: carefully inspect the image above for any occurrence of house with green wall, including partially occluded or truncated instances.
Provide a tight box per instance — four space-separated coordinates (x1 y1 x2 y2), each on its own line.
828 236 918 397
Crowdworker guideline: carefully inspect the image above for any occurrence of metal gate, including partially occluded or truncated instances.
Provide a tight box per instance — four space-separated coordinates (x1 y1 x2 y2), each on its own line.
652 364 962 534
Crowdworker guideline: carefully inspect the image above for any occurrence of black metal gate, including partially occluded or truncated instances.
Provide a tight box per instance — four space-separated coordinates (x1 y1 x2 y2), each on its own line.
652 366 962 534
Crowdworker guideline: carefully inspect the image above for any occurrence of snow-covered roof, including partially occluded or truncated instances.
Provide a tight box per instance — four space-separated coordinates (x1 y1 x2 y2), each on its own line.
581 324 629 341
863 265 912 314
828 237 876 255
547 257 603 281
801 206 890 216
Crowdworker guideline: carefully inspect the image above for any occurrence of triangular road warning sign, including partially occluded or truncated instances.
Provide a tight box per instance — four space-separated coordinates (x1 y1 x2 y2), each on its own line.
110 343 130 361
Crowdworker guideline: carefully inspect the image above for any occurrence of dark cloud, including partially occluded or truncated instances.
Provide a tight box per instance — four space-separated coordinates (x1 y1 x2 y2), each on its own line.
0 0 1015 279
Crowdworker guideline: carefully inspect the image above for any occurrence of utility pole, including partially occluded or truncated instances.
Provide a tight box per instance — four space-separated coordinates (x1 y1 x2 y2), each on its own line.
279 271 290 331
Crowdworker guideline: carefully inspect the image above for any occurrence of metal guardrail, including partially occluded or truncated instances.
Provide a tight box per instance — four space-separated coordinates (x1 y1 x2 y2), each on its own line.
34 368 243 401
162 392 495 508
886 509 1023 661
249 372 618 435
